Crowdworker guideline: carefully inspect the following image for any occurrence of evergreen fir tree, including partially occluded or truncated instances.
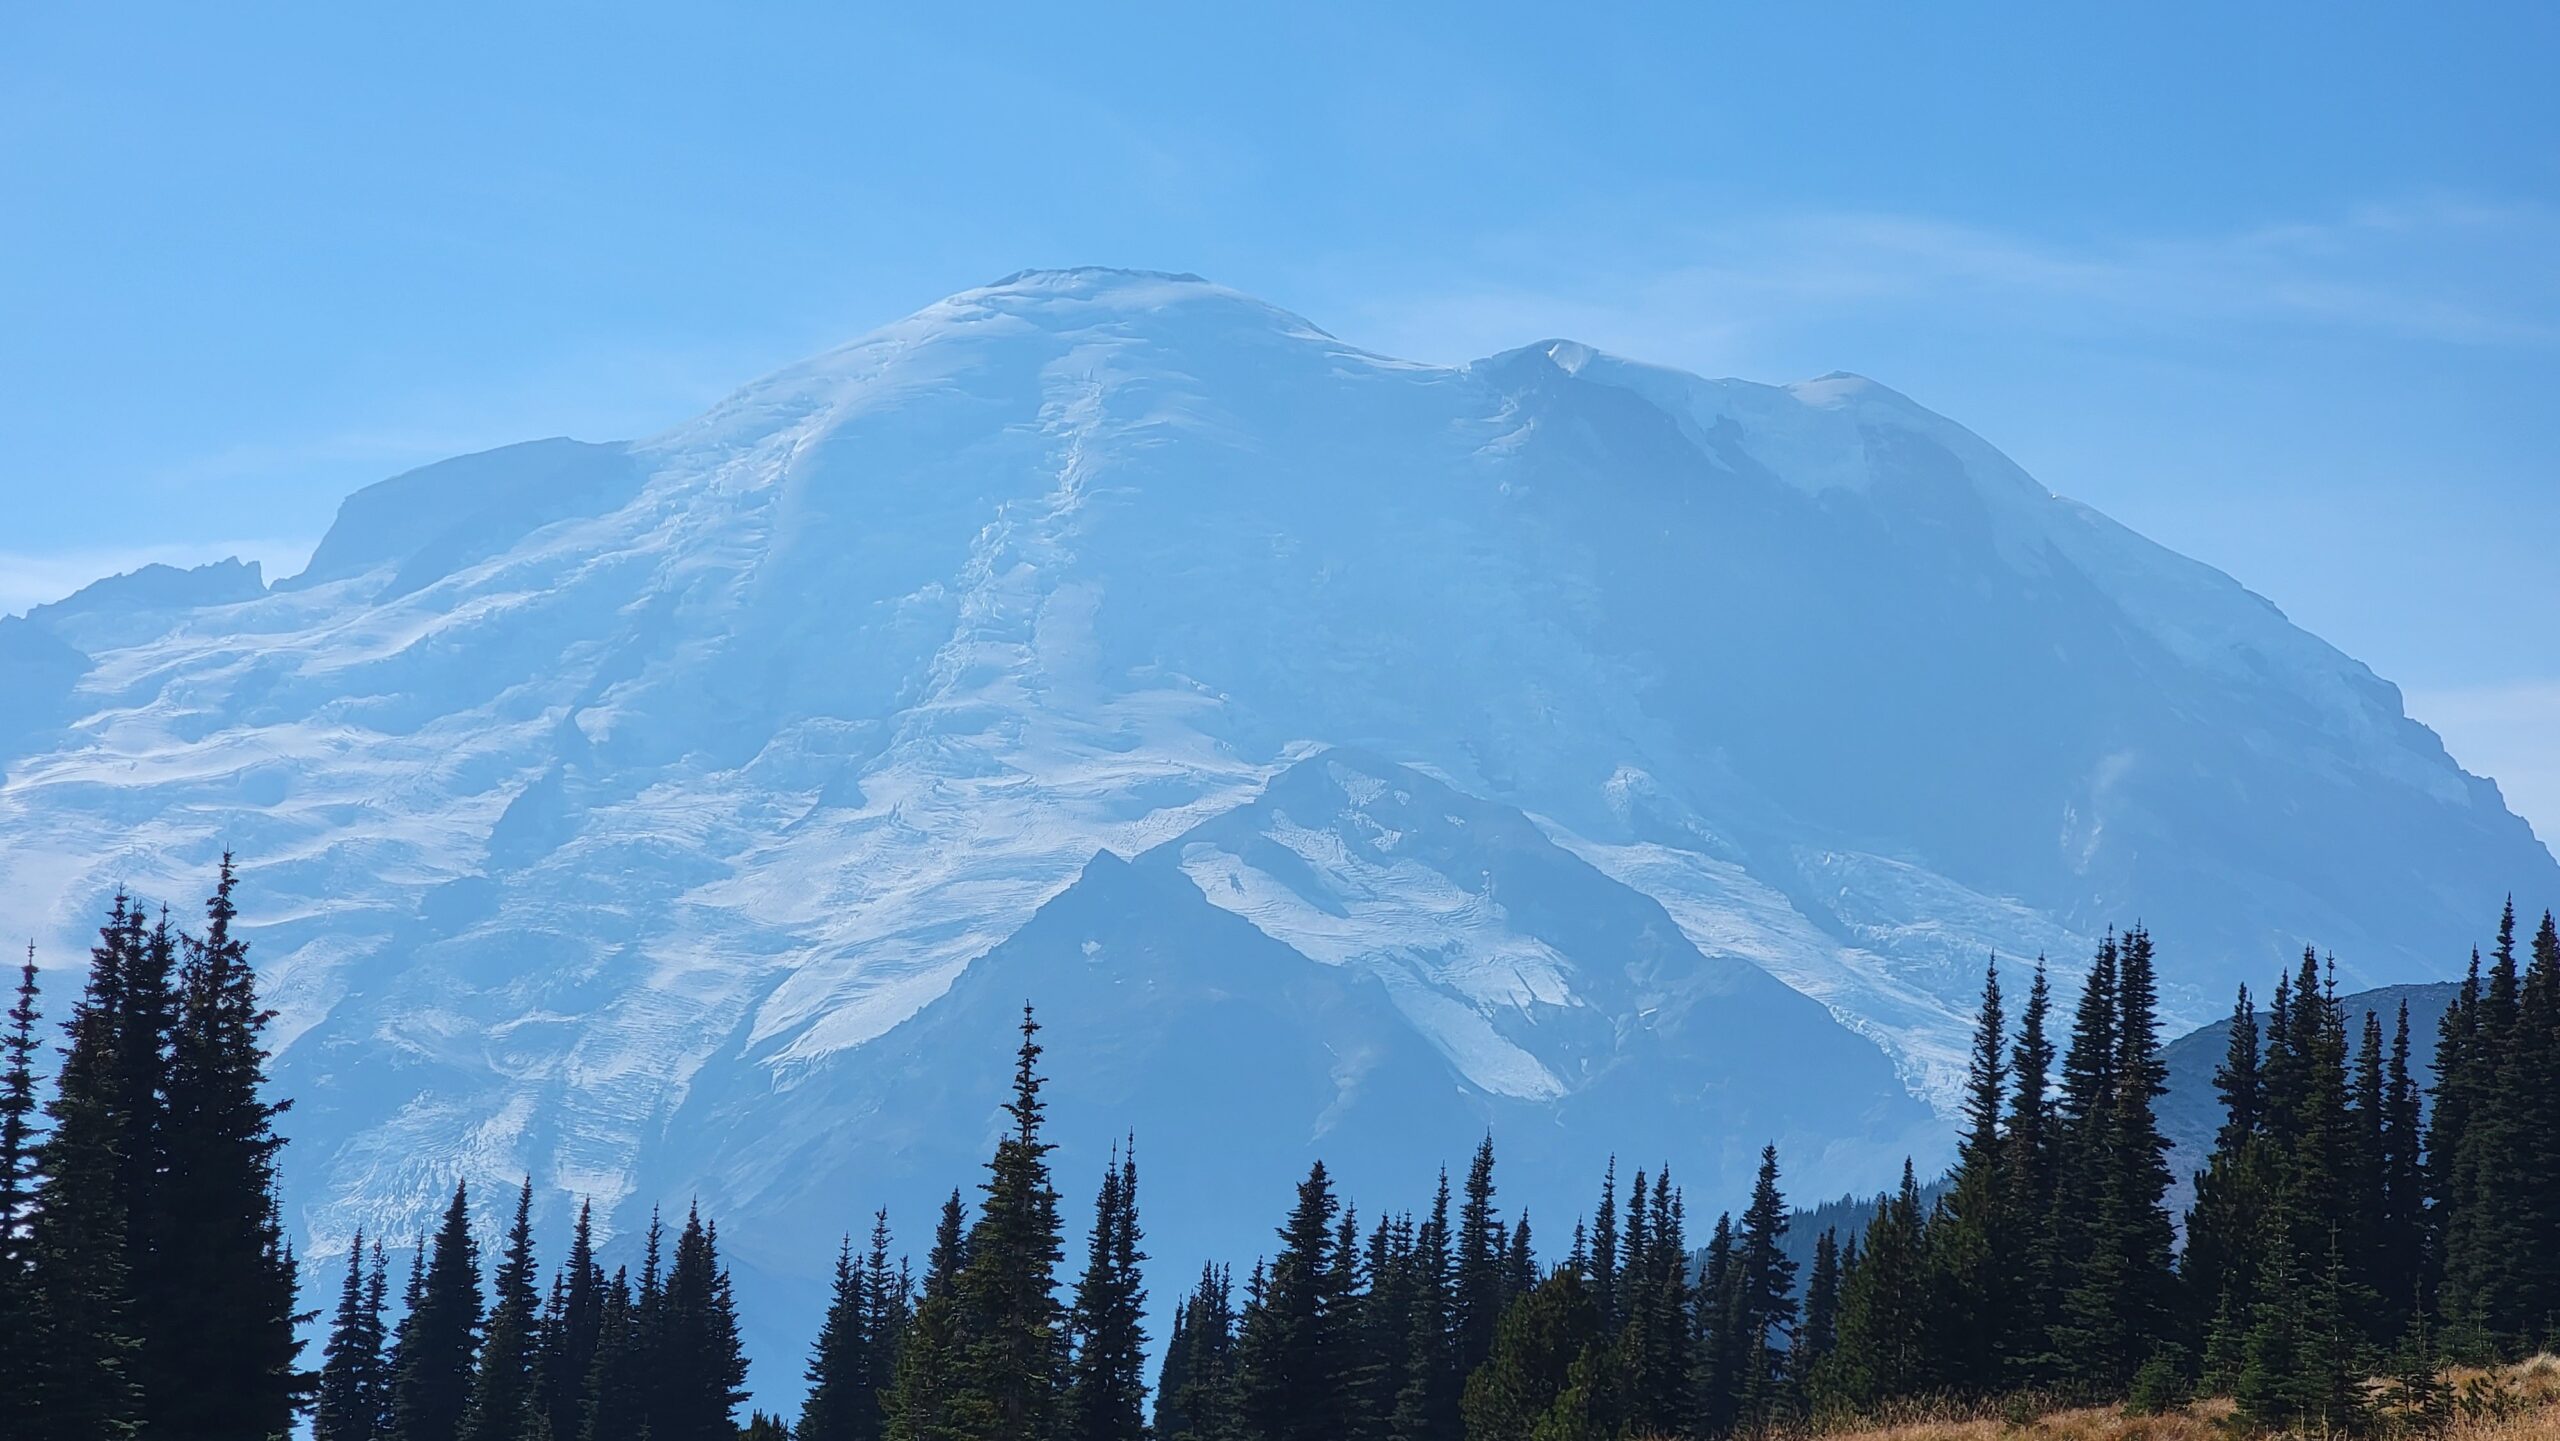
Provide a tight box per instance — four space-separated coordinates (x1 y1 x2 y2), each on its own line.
1459 1269 1604 1441
2182 985 2279 1390
113 903 184 1433
581 1267 646 1441
1236 1160 1353 1441
1695 1209 1740 1439
946 1006 1068 1441
651 1207 750 1441
2033 934 2116 1385
155 855 309 1435
2053 928 2176 1392
25 896 147 1441
1063 1144 1150 1441
802 1235 875 1441
390 1180 483 1441
0 947 43 1435
2499 908 2560 1342
1821 1161 1931 1410
2348 1007 2391 1343
2429 947 2486 1351
1799 1228 1842 1377
0 946 39 1257
1999 957 2058 1382
1389 1169 1458 1441
1502 1212 1535 1309
2447 904 2526 1346
2377 1001 2427 1341
536 1199 606 1441
316 1230 391 1441
1731 1144 1800 1430
1156 1263 1240 1441
1452 1136 1504 1381
2213 983 2262 1151
1927 960 2008 1395
1587 1159 1618 1328
863 1209 910 1419
1621 1167 1690 1438
1349 1211 1418 1441
887 1193 971 1441
461 1180 541 1441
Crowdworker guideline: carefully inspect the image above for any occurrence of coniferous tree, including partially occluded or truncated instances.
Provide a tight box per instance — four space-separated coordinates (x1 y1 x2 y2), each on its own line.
1156 1263 1240 1441
2429 947 2486 1351
2443 905 2525 1348
1348 1210 1419 1441
1501 1213 1535 1310
1999 958 2057 1382
2348 1007 2392 1343
944 1006 1068 1441
803 1235 875 1441
0 948 42 1434
316 1231 392 1441
390 1181 483 1441
887 1192 971 1441
1799 1228 1842 1378
159 854 307 1435
1390 1169 1458 1441
0 946 39 1251
1730 1144 1799 1430
1452 1136 1504 1382
1460 1269 1605 1441
1063 1145 1149 1441
1820 1161 1931 1410
1585 1159 1619 1332
461 1180 541 1441
537 1200 606 1441
25 897 146 1441
651 1207 750 1441
2032 935 2115 1385
864 1209 912 1416
2376 1000 2427 1340
581 1267 645 1441
2052 928 2177 1392
2183 985 2278 1390
1236 1160 1354 1441
1620 1167 1689 1438
2517 911 2560 1340
1696 1210 1740 1438
1927 960 2008 1395
108 902 184 1434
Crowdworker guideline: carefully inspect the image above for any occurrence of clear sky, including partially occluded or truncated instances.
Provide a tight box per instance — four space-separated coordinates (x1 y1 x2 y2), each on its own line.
3 3 2554 840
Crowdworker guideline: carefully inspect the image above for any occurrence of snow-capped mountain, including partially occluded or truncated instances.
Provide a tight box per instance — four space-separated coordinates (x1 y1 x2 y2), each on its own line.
1 268 2548 1384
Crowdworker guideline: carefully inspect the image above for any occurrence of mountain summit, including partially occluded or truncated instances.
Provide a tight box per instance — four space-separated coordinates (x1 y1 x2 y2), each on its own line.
2 267 2547 1380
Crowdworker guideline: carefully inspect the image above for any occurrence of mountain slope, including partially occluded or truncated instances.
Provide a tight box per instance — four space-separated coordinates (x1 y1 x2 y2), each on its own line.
0 267 2547 1389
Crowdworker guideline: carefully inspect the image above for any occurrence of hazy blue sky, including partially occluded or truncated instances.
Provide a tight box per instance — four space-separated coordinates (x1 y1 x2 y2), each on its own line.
3 4 2553 838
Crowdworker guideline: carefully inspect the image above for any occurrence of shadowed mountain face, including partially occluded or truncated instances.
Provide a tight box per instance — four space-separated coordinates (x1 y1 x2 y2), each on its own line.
0 268 2546 1388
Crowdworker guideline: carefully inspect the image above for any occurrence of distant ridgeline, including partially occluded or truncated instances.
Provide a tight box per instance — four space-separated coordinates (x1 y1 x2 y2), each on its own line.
3 867 2558 1440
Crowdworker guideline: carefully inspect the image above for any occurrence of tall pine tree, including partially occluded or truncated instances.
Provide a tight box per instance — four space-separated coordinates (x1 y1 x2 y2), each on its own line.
460 1179 540 1441
315 1232 391 1441
1063 1144 1149 1441
390 1180 483 1441
946 1006 1068 1441
159 853 307 1435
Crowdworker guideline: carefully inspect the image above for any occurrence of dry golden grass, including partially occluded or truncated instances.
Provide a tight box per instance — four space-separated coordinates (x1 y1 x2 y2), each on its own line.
1733 1357 2560 1441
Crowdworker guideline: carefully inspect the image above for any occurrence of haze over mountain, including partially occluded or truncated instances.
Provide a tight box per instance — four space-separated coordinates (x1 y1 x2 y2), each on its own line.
1 267 2547 1382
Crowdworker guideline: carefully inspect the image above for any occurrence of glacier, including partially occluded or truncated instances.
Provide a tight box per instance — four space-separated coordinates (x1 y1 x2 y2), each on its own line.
1 267 2549 1391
